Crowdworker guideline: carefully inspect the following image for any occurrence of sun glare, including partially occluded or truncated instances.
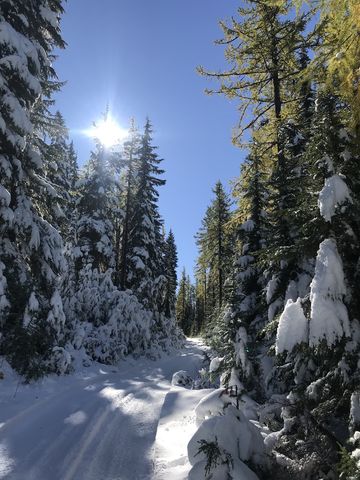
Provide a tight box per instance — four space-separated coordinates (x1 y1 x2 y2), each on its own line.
86 116 128 147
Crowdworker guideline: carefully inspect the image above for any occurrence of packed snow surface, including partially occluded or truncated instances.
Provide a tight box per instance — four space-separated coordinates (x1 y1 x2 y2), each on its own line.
0 339 206 480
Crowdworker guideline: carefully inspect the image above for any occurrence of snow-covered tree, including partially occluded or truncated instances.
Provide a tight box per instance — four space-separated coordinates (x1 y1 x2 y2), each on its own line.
0 0 69 377
164 229 178 317
75 140 115 274
127 118 166 310
213 147 268 390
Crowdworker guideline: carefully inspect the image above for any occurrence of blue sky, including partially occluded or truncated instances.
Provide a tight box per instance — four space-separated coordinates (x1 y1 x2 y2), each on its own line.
54 0 245 279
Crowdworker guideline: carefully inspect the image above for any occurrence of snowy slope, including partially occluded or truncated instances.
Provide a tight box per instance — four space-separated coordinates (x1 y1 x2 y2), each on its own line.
0 339 206 480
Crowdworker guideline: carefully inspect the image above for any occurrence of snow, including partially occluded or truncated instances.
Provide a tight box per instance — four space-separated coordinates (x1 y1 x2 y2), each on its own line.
64 411 87 426
188 405 264 479
39 5 59 28
284 280 298 302
312 239 345 298
268 298 283 322
241 219 255 232
28 292 39 311
309 239 350 347
266 275 278 304
47 290 66 337
155 386 212 480
0 262 9 314
0 442 15 478
0 186 10 207
172 370 193 387
235 327 251 376
318 174 352 222
194 389 233 423
276 298 308 354
0 338 206 480
350 392 360 430
188 458 259 480
209 357 222 373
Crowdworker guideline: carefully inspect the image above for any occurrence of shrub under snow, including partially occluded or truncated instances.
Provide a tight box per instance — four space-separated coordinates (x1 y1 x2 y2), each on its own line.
188 388 265 480
188 404 264 480
63 266 183 365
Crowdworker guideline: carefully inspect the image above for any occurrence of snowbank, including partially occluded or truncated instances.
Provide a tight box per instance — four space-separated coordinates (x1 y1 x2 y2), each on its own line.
187 383 265 480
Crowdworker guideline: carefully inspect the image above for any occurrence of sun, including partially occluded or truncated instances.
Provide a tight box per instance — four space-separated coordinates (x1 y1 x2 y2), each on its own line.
86 115 128 147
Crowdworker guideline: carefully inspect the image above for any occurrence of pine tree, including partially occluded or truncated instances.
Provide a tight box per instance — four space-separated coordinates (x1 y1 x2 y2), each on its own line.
0 0 70 377
198 0 315 340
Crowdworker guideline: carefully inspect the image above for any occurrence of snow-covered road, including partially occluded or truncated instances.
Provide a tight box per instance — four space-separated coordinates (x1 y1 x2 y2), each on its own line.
0 339 206 480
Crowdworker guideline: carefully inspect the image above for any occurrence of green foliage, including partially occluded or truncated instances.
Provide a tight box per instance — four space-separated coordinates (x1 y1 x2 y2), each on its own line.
176 269 196 335
195 438 233 476
337 445 360 480
194 181 233 332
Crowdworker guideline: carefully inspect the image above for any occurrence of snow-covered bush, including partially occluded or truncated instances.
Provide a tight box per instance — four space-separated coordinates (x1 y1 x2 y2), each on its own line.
63 266 183 365
188 387 266 479
188 403 265 480
172 370 193 387
47 346 72 375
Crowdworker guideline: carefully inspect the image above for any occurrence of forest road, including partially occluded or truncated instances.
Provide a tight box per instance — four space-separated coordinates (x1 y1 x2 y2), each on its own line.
0 338 205 480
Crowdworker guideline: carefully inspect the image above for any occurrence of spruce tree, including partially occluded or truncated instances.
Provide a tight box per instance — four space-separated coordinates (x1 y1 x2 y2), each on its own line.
127 118 166 310
217 145 268 391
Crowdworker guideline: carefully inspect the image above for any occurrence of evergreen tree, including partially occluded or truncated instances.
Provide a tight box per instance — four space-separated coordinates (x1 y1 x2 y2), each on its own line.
164 229 178 317
0 0 69 377
75 138 115 275
217 145 268 390
117 119 141 289
127 118 166 310
195 181 233 329
176 269 195 336
44 111 79 238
